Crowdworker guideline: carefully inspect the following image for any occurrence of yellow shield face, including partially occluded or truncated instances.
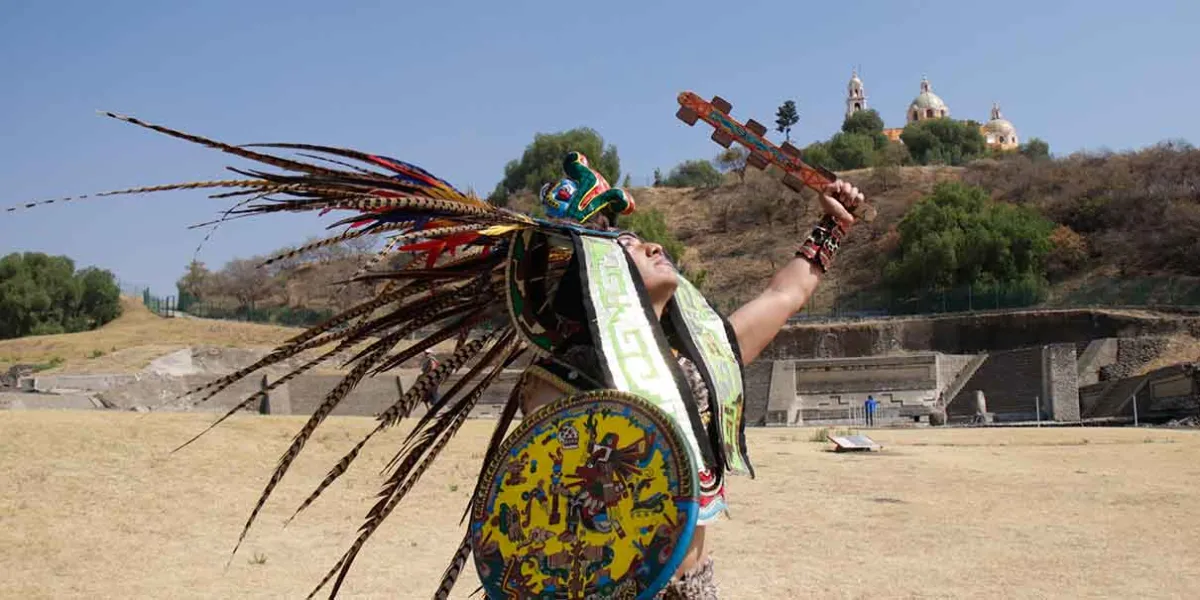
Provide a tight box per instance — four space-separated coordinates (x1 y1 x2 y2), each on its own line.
469 391 699 600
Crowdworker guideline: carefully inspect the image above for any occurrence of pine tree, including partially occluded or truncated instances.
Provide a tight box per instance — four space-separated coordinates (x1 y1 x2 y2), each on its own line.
775 100 800 142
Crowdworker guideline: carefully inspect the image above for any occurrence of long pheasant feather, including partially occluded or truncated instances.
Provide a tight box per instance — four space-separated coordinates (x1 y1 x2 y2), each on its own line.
227 333 403 563
100 112 401 186
432 533 474 600
283 326 500 524
313 342 522 599
3 179 273 213
460 374 525 526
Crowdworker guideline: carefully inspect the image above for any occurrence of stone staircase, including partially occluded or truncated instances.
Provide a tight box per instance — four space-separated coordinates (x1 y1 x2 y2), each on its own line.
938 353 988 408
946 347 1044 421
1080 374 1147 419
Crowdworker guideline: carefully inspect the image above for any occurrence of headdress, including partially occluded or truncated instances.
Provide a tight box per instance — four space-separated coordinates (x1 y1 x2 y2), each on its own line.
5 112 749 599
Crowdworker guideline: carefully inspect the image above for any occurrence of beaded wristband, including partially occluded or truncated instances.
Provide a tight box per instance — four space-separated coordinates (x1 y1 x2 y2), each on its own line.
796 214 847 272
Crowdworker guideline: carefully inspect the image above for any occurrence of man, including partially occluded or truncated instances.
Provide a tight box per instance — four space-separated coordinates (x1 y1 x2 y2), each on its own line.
419 349 440 410
865 394 877 426
518 176 863 598
9 113 865 599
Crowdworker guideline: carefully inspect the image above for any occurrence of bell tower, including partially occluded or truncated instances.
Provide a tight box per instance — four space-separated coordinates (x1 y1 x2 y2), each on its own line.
846 68 867 120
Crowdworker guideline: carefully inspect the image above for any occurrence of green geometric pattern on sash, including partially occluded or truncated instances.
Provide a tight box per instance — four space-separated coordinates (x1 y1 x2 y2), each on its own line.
576 235 709 473
671 277 753 476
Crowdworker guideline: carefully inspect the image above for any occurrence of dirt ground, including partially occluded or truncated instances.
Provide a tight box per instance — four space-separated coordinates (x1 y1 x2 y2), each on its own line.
2 411 1198 599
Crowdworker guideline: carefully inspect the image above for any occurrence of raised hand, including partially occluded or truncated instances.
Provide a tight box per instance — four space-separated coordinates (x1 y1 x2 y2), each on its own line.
818 180 864 229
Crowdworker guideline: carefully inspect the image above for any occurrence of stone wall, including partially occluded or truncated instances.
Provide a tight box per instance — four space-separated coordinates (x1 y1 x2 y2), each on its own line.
1042 344 1080 421
31 374 139 392
1080 363 1199 421
1077 338 1119 386
767 309 1200 359
93 369 523 417
765 361 798 425
1099 337 1172 381
757 354 951 425
742 361 773 426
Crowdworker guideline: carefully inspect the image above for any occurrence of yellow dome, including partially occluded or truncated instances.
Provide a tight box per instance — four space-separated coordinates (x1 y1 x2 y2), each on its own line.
983 118 1016 135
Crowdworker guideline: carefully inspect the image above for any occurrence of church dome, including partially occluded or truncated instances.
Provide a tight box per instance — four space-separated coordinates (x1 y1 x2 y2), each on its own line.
911 91 947 110
907 76 949 121
983 118 1016 135
983 103 1016 134
982 102 1019 148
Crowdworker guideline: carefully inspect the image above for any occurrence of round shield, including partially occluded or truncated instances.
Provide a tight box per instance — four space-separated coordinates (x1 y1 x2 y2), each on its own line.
469 390 699 600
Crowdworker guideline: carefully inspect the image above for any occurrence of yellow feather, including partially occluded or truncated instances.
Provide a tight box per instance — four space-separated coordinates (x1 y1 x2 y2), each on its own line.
478 224 523 236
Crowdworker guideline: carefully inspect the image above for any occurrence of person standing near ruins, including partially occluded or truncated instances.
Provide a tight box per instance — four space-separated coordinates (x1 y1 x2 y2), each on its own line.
419 349 440 410
864 394 878 426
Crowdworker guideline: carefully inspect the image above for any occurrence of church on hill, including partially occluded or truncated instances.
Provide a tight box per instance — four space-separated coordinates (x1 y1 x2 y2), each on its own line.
845 70 1021 151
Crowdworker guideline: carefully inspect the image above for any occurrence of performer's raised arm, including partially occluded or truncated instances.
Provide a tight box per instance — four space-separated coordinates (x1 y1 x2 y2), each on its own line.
728 180 864 365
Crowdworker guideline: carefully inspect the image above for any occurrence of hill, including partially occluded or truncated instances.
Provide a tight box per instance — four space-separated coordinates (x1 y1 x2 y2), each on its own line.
0 295 468 376
630 165 963 313
162 143 1200 322
0 296 306 374
629 144 1200 314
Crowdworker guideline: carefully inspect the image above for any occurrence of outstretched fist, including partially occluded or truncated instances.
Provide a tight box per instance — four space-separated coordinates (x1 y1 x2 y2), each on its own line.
819 180 864 228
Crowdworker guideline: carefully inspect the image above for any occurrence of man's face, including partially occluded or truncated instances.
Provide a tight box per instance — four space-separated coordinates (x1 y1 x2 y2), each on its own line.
617 233 678 297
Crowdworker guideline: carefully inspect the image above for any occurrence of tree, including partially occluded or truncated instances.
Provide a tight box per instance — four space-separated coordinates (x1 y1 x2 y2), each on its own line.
76 267 121 327
1046 224 1088 280
774 100 800 142
622 174 632 188
900 118 987 166
176 260 211 306
715 146 749 183
662 160 723 188
801 141 837 172
489 128 621 206
219 258 276 308
653 168 664 187
842 109 890 152
0 252 122 340
1019 137 1051 161
883 181 1054 295
842 109 885 137
827 132 877 170
868 143 910 193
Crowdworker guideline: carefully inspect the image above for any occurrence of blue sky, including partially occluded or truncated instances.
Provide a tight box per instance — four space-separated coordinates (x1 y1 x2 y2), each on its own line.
2 0 1196 296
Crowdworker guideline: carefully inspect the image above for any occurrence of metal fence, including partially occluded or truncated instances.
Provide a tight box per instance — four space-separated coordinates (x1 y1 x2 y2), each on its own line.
130 286 335 328
788 276 1200 323
125 275 1200 328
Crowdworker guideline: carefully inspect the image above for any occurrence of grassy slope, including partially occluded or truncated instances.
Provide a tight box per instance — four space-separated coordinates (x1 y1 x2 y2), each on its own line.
0 296 305 373
0 296 467 375
629 165 964 312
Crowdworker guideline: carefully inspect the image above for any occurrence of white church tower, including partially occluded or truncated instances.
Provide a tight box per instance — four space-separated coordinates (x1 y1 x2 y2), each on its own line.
846 68 867 120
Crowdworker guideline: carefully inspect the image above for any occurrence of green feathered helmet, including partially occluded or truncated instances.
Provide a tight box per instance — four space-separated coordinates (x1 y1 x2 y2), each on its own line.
538 151 636 227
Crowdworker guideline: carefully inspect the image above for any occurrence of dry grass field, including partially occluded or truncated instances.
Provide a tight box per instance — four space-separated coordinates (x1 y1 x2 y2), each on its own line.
2 411 1198 599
